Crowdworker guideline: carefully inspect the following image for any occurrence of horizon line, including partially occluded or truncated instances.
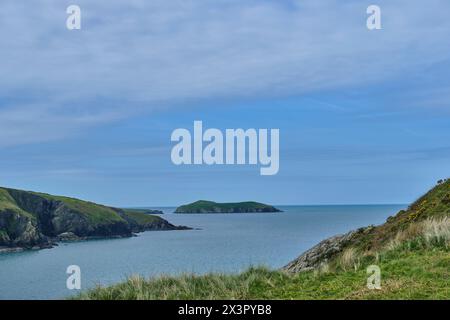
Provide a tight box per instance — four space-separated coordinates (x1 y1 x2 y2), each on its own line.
126 203 408 209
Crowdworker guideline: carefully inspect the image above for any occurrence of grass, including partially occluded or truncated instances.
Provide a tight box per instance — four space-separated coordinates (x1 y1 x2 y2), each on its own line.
0 188 35 219
422 217 450 245
75 217 450 300
35 192 164 227
122 210 162 224
34 192 124 226
0 189 18 211
1 187 124 226
123 208 161 214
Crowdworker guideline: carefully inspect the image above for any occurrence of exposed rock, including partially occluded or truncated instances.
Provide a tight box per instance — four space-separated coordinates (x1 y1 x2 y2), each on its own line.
0 246 25 254
57 232 81 242
283 230 360 273
0 209 49 248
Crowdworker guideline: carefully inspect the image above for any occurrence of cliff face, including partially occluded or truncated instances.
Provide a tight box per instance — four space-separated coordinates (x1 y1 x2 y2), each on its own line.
0 187 188 250
0 209 46 248
175 200 281 213
284 179 450 273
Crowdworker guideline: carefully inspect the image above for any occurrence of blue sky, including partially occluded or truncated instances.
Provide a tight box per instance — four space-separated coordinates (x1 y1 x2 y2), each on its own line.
1 0 450 206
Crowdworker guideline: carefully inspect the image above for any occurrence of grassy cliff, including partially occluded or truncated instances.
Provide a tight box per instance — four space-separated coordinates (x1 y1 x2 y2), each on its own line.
0 187 187 250
175 200 281 213
76 180 450 300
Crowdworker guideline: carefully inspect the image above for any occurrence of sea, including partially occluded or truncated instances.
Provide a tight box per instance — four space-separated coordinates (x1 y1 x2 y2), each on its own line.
0 204 405 299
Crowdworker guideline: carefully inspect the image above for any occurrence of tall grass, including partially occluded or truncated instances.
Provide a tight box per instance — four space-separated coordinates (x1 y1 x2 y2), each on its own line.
386 217 450 251
337 247 361 271
76 267 285 300
422 217 450 247
327 217 450 272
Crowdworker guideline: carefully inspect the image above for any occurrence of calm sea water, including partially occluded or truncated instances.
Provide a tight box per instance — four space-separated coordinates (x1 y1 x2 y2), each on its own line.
0 205 404 300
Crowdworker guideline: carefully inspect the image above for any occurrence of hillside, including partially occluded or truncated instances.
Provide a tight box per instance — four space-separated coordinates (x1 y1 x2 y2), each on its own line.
0 187 189 251
175 200 281 213
76 179 449 300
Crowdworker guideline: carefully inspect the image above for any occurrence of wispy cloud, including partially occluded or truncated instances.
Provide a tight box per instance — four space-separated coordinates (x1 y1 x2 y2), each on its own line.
1 0 449 146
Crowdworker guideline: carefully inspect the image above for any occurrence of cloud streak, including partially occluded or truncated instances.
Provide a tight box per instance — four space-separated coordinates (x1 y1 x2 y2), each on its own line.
1 0 449 146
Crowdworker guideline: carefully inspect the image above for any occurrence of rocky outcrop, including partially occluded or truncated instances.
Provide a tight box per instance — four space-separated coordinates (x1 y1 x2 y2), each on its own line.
56 232 81 242
283 230 358 273
283 225 378 273
0 209 48 248
130 219 190 232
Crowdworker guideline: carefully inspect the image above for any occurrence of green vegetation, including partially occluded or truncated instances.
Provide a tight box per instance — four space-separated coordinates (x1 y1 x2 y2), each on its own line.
122 210 161 224
0 188 33 219
76 229 449 299
122 208 163 215
76 179 450 300
33 192 124 226
175 200 281 213
0 188 18 211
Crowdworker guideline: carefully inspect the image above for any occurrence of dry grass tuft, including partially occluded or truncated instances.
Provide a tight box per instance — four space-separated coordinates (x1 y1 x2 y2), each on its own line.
421 217 450 246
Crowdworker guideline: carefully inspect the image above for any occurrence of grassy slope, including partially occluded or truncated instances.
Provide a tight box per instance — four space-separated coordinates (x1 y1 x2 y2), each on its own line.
0 189 18 211
176 200 278 212
76 180 450 300
123 208 163 215
0 188 34 219
121 210 162 224
33 192 124 226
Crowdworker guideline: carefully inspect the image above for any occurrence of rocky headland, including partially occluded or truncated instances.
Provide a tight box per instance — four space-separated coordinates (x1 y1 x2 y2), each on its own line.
0 187 190 253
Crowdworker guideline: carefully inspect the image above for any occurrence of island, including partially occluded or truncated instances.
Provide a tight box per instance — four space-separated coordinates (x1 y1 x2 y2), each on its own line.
174 200 282 213
0 187 190 253
122 208 164 215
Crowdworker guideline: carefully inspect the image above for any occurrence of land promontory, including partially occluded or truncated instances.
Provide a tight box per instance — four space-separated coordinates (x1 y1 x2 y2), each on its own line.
175 200 282 213
0 187 189 252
